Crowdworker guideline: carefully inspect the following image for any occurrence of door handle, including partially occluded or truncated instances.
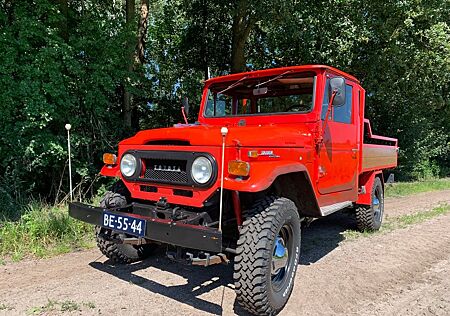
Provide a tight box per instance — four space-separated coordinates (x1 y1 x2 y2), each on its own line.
351 148 358 159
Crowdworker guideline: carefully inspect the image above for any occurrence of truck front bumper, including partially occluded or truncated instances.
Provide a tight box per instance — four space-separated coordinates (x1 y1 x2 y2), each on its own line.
68 202 222 253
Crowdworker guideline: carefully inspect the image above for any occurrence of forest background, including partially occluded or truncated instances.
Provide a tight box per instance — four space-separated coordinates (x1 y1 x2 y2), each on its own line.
0 0 449 212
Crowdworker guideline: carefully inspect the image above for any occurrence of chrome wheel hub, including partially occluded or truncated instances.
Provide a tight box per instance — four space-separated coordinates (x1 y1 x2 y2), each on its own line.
272 236 289 277
373 195 382 221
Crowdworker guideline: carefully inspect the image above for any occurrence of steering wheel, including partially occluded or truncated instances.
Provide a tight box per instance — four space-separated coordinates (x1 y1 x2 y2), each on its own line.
285 104 304 112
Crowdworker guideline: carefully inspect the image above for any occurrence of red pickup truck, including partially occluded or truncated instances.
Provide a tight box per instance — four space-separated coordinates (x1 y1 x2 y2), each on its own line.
69 65 398 315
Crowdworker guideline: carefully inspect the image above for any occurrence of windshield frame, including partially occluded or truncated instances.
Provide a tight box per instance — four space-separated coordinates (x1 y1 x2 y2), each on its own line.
201 74 317 119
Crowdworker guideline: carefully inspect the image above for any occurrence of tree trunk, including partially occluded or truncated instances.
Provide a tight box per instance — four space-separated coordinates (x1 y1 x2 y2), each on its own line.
4 0 14 25
123 0 135 129
131 0 150 128
53 0 68 41
230 0 254 73
136 0 149 65
201 0 209 79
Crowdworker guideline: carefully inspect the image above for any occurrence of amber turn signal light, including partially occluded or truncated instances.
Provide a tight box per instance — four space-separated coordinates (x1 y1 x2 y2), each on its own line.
228 160 250 177
103 153 117 165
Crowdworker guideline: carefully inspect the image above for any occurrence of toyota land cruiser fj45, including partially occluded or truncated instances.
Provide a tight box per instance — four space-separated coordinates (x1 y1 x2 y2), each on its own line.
69 64 398 315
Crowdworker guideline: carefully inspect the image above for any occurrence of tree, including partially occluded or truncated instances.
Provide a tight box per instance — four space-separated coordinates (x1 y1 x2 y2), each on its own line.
123 0 135 129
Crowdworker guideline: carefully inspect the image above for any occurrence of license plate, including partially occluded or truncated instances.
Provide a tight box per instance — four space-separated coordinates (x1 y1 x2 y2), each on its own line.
102 211 146 237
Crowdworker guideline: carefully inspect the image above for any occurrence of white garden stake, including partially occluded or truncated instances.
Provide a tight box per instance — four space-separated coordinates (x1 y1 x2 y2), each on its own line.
218 126 228 232
65 123 73 202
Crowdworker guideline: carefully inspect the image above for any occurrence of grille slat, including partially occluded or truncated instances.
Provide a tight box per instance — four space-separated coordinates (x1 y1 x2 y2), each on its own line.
143 159 188 184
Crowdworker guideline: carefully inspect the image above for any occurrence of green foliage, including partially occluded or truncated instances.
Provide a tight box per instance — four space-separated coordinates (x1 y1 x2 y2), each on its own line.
0 0 448 208
0 1 145 203
344 203 450 240
0 303 14 311
385 178 450 197
0 202 94 261
27 299 95 315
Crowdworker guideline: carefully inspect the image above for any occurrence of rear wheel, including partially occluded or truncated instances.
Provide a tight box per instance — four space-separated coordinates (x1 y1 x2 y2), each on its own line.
356 177 384 231
95 182 157 264
234 196 301 315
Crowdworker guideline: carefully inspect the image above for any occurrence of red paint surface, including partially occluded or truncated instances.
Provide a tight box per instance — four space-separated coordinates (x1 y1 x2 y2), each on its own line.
100 65 397 210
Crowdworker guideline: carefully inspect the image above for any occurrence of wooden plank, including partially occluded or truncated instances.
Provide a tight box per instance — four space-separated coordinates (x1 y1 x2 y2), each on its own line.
362 144 397 171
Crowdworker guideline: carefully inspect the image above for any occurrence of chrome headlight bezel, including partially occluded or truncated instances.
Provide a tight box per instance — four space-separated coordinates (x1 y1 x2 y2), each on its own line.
120 153 137 177
191 156 213 184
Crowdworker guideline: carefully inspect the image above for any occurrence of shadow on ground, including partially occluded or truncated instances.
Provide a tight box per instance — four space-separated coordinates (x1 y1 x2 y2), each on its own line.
90 252 233 315
90 211 355 315
300 211 356 265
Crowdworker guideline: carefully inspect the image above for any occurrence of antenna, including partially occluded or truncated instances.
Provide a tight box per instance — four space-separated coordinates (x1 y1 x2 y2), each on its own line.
65 123 73 201
218 126 229 232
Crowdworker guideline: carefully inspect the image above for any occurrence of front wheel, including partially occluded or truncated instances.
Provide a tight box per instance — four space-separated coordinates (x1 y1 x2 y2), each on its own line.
234 196 301 315
96 182 157 264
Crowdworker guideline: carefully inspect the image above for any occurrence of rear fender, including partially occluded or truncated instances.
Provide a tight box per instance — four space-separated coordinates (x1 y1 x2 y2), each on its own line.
357 171 384 205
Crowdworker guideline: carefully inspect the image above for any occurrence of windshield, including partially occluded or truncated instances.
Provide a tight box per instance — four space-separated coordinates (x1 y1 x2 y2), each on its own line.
204 73 315 117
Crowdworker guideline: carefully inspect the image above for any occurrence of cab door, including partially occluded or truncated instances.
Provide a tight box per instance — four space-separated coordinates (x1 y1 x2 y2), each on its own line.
317 79 358 195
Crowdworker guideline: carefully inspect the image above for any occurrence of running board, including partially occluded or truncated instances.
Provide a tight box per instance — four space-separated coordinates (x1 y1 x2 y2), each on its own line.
320 201 353 216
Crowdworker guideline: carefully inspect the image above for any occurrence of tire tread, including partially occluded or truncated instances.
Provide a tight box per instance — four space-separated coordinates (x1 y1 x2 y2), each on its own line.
234 196 299 315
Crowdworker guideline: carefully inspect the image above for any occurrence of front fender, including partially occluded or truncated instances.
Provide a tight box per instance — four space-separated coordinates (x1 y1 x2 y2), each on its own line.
100 164 120 177
224 161 310 192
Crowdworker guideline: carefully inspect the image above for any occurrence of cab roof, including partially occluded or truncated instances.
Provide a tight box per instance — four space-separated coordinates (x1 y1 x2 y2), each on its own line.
205 64 360 85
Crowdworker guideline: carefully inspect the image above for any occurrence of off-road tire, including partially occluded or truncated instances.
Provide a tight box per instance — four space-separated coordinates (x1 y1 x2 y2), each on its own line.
234 196 301 315
95 181 157 264
356 177 384 232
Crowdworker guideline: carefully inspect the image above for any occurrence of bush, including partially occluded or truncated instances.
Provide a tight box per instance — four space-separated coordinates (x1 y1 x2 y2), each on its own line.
0 202 94 261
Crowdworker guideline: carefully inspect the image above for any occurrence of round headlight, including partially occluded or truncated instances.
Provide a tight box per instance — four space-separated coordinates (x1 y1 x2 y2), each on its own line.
120 154 137 177
191 156 212 184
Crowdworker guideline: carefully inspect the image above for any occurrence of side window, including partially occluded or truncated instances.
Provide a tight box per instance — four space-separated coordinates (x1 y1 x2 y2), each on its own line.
321 80 353 124
333 85 352 123
204 91 232 117
321 79 330 120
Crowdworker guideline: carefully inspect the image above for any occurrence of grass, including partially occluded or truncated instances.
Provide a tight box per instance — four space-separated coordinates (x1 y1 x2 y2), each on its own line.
0 178 448 262
385 178 450 197
0 303 14 311
344 203 450 240
27 299 95 315
0 202 95 262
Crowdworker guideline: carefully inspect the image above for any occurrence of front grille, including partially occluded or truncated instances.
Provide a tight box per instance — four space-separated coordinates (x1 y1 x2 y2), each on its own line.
123 150 216 188
143 159 188 184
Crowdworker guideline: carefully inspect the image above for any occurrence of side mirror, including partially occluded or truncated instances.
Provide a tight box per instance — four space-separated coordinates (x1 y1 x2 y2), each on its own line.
329 77 346 106
253 87 268 96
182 96 189 115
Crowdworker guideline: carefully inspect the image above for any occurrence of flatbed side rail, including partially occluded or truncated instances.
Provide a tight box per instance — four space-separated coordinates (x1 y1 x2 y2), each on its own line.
363 119 398 145
361 119 398 172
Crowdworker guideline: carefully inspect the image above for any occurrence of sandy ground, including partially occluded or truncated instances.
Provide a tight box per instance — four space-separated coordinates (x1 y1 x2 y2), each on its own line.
1 190 449 315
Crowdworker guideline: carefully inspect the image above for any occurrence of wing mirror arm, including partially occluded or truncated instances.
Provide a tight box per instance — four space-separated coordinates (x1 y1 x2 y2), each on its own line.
181 96 189 124
322 90 337 136
317 90 337 147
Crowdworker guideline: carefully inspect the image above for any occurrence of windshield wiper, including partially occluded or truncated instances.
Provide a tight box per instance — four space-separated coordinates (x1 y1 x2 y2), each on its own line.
255 70 292 88
218 75 249 95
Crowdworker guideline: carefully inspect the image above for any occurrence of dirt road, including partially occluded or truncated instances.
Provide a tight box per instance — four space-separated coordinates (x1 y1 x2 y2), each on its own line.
1 190 449 315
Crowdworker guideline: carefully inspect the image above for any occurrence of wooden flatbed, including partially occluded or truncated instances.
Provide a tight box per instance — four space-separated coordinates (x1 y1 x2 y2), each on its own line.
361 119 398 172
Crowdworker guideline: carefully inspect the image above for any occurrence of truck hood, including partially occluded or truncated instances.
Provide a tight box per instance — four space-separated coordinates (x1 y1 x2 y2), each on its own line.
120 123 313 147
